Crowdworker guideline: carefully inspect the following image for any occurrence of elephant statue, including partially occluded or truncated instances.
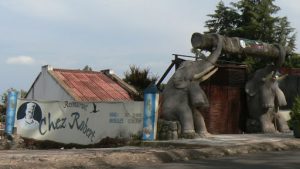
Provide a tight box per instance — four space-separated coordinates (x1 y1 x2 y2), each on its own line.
245 65 290 133
160 34 223 138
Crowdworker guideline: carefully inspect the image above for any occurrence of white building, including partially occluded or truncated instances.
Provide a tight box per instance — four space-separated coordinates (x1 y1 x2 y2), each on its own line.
26 65 139 101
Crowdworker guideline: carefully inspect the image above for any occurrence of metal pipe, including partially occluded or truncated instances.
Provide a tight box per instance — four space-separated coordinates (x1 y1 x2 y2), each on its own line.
156 61 175 89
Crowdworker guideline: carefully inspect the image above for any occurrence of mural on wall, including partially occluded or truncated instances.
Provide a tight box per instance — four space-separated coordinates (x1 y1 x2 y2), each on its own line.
17 102 42 130
15 100 144 145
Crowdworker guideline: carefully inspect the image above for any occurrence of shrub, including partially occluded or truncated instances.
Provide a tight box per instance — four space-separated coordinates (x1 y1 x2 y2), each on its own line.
288 96 300 128
283 53 300 68
0 115 5 123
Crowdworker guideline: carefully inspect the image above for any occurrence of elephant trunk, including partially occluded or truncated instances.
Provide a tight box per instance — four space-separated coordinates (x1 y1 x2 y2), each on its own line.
192 34 223 81
190 33 223 63
274 44 286 68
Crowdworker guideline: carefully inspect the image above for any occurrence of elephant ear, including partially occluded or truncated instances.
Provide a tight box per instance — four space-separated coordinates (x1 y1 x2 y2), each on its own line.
245 66 274 97
245 80 258 97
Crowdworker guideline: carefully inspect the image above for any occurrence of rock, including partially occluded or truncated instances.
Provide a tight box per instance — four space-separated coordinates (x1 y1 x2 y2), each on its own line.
157 119 181 140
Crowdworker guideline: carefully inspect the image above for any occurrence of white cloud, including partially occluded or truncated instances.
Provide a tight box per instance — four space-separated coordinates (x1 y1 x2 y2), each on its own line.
6 56 35 65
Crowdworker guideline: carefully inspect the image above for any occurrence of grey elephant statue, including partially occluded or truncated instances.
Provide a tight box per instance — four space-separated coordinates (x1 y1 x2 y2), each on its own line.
160 34 223 138
245 65 290 133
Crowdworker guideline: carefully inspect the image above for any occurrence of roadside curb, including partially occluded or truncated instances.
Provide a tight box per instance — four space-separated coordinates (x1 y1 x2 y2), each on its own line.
0 136 299 168
107 139 300 164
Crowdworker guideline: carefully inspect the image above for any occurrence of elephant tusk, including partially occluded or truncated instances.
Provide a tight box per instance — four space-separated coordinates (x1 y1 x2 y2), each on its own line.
199 67 218 82
277 74 288 81
193 65 216 80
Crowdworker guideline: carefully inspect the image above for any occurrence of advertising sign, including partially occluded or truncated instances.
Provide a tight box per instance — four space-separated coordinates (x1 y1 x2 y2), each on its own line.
15 100 144 145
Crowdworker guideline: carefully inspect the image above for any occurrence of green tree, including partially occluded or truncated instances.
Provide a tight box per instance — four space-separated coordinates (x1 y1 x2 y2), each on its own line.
123 65 158 95
274 16 296 49
82 65 93 71
232 0 280 42
283 53 300 68
1 93 6 103
206 0 296 44
205 0 297 71
288 96 300 128
205 1 240 36
0 89 14 118
1 88 22 105
20 89 27 98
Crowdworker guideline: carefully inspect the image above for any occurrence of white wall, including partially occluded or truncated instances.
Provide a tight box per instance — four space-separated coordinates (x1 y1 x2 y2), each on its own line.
26 66 73 101
15 100 144 145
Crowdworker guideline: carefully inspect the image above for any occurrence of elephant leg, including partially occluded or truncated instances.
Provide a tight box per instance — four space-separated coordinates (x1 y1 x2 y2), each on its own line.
193 107 210 137
178 106 195 134
275 113 290 133
260 108 276 133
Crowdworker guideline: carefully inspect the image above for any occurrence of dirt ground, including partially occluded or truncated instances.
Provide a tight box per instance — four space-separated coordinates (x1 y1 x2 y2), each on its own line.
0 135 147 169
0 141 299 169
0 134 300 169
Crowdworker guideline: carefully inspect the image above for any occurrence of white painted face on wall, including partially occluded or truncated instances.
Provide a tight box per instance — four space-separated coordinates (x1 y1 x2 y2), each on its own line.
25 102 36 119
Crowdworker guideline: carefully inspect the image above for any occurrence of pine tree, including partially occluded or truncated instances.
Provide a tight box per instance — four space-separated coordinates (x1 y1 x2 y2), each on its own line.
206 0 295 45
274 16 296 49
232 0 280 42
82 65 93 71
123 65 158 95
205 1 240 36
204 0 297 71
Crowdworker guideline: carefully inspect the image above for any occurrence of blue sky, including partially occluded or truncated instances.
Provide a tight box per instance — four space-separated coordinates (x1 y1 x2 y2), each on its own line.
0 0 299 95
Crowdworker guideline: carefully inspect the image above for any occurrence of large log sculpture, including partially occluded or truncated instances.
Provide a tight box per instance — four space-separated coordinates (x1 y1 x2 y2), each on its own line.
191 33 289 66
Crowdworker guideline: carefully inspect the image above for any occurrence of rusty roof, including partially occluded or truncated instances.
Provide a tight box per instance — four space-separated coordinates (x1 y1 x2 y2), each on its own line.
49 68 134 101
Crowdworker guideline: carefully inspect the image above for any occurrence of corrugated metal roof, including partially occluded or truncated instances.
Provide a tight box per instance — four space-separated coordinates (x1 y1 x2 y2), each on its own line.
51 69 133 101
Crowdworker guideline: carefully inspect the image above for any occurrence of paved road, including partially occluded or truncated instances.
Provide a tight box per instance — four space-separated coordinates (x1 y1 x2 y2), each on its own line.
130 150 300 169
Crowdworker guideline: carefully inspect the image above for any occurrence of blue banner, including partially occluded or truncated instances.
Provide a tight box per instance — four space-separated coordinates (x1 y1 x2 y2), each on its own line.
142 84 159 141
5 91 18 135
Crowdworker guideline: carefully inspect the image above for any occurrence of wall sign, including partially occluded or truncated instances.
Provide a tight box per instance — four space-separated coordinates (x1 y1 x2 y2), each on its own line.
16 100 144 145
